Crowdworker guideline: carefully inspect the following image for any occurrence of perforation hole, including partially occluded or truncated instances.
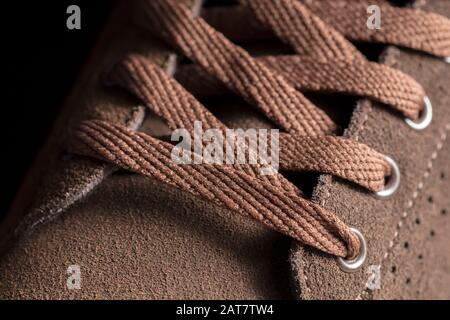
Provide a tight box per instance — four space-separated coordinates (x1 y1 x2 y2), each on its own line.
428 196 433 203
415 218 421 225
403 242 409 249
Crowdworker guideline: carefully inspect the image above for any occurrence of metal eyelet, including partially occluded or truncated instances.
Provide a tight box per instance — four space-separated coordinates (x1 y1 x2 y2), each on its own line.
376 156 400 198
445 57 450 64
405 96 433 130
337 227 367 273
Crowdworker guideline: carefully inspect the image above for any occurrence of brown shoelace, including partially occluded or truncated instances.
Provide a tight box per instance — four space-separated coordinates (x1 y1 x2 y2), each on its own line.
71 0 450 260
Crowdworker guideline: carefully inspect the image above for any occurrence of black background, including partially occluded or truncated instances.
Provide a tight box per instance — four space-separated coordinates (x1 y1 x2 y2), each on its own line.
2 1 115 217
0 299 446 316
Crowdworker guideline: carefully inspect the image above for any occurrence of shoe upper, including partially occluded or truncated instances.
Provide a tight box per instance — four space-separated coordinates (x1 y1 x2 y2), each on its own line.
0 0 449 300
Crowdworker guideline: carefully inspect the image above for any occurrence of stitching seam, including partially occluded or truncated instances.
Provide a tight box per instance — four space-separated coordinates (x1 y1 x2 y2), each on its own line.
357 123 450 299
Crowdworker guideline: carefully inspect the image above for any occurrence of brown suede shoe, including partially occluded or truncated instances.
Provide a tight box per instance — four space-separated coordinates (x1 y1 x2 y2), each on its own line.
1 0 449 300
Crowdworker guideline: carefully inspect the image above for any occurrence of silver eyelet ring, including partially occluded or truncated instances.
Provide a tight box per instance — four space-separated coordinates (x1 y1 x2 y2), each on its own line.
376 156 400 198
337 227 367 273
445 57 450 64
405 96 433 130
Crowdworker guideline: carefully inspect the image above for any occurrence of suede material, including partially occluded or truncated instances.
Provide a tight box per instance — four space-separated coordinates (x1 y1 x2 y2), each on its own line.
0 0 293 299
0 175 292 299
375 145 450 299
0 0 449 300
290 0 450 300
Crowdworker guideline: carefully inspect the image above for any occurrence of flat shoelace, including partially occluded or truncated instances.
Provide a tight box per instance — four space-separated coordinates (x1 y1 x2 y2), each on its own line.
71 0 450 260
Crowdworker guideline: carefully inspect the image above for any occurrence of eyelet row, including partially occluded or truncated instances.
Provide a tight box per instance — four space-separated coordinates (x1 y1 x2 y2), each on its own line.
338 96 434 272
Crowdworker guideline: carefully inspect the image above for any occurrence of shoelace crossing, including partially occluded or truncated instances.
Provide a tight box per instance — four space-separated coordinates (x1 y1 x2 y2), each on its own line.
71 0 450 261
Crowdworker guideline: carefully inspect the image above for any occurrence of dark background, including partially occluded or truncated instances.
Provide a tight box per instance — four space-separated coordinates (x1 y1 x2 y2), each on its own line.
2 1 115 216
